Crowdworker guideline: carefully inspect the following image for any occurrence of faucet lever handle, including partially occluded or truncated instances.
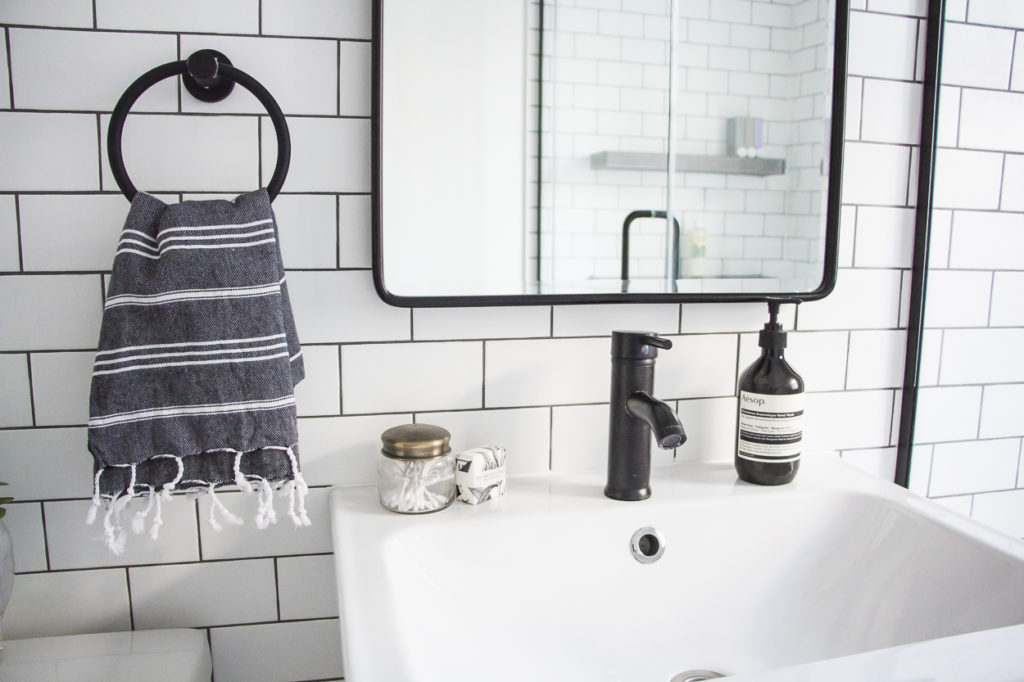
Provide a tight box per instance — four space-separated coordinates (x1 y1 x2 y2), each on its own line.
642 333 672 350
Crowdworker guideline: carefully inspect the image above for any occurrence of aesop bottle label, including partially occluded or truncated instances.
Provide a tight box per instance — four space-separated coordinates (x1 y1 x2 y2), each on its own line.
737 391 804 463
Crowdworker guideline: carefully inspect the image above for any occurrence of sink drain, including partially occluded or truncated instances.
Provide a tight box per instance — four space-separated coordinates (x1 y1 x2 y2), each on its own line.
630 527 665 564
669 671 726 682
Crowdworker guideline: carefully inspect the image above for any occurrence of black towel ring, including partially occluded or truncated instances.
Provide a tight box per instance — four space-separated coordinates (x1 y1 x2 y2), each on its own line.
108 49 291 202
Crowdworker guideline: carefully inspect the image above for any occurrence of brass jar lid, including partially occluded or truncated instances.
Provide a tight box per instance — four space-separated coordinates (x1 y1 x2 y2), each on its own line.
380 423 451 460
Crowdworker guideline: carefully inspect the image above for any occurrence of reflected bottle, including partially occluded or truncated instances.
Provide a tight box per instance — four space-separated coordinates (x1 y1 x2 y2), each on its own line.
735 301 804 486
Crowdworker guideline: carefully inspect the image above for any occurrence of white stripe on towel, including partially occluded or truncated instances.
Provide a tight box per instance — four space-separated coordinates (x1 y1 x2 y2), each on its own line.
94 341 289 367
157 227 275 244
156 218 273 235
116 237 278 259
89 394 296 428
104 280 283 309
92 350 291 376
96 334 286 358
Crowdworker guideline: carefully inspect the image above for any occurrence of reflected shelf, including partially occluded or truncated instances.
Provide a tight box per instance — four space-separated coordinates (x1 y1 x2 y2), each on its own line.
590 151 786 176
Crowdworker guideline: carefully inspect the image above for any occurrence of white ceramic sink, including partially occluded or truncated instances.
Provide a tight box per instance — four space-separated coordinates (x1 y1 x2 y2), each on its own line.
330 457 1024 681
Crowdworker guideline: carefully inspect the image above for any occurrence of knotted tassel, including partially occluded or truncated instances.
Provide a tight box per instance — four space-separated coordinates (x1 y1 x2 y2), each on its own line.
206 483 243 532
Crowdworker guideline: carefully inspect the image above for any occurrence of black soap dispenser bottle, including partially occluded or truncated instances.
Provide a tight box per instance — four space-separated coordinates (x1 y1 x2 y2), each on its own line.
735 300 804 485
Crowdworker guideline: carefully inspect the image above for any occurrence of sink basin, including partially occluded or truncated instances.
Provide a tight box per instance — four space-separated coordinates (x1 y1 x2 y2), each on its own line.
329 457 1024 681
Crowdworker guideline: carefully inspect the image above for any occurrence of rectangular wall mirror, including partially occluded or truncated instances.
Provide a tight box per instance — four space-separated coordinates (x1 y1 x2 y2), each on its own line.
373 0 848 306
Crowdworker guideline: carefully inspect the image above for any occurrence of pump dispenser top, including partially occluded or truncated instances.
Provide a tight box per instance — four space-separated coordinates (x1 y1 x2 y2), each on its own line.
759 300 787 352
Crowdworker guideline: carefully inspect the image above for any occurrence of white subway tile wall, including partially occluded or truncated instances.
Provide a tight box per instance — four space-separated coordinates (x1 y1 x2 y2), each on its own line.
0 3 1020 682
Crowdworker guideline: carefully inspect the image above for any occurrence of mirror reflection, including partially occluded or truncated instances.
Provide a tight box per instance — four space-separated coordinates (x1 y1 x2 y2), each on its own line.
377 0 843 301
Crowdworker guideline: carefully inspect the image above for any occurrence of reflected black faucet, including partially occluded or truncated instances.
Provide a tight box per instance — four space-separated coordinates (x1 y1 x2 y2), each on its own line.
605 331 687 501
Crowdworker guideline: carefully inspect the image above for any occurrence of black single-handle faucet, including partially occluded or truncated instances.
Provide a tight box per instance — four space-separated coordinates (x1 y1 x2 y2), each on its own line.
605 331 687 501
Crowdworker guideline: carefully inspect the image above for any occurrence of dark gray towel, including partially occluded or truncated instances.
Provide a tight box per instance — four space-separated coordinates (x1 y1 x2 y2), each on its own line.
87 190 309 554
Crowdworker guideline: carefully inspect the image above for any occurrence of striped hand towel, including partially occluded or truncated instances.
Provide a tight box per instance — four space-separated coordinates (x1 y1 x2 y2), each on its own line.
87 190 309 554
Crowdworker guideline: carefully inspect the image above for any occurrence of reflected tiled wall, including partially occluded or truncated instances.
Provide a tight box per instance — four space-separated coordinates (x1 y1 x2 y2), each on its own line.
0 2 1019 682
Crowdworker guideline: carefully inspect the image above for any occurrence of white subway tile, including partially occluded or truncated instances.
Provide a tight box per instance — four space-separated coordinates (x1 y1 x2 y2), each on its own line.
3 502 47 572
197 487 332 560
44 497 199 570
999 154 1024 212
130 559 277 629
673 396 738 462
804 390 895 452
971 490 1024 538
738 330 849 393
940 23 1015 89
949 211 1024 269
958 89 1024 153
918 328 942 387
262 117 370 193
340 41 372 117
940 329 1024 385
486 337 607 407
932 495 973 516
30 351 93 426
294 345 340 417
272 195 338 269
928 209 952 269
414 306 550 340
286 271 409 343
652 334 738 399
990 273 1024 327
0 428 93 500
3 569 130 639
429 407 551 475
936 86 960 148
100 114 258 194
908 444 932 496
180 35 338 116
0 0 92 27
338 194 371 268
914 386 982 443
343 341 482 413
1013 34 1024 92
211 619 343 682
298 414 410 488
0 196 17 272
859 79 922 145
945 0 968 20
841 447 897 481
837 206 855 268
932 149 1004 210
980 384 1024 439
853 206 914 268
0 275 102 350
0 31 9 109
19 195 127 271
0 113 99 191
798 268 902 330
929 438 1020 496
96 0 258 33
840 142 910 206
846 329 906 390
847 12 918 80
263 0 370 38
0 354 32 427
845 77 862 140
681 302 795 333
967 0 1024 29
552 303 678 337
278 554 338 620
867 0 927 16
922 270 992 328
10 29 177 112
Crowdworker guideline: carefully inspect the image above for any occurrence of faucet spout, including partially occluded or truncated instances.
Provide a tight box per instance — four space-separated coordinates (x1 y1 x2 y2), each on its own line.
625 391 686 449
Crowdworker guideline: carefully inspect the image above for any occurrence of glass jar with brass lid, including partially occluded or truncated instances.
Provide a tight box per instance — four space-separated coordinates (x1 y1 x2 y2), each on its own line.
378 423 456 513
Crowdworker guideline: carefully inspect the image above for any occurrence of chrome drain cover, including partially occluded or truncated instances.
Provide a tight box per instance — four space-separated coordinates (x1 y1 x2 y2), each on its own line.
669 670 726 682
630 527 665 564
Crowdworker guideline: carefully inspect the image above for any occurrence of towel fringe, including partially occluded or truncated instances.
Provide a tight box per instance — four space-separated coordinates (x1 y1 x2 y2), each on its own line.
207 483 244 532
255 477 278 529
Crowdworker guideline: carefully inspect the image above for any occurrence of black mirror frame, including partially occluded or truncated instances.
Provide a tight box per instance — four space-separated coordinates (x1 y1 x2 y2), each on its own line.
895 0 945 488
371 0 850 308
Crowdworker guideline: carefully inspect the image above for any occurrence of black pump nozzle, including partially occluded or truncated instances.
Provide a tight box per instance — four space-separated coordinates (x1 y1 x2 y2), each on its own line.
759 299 793 351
